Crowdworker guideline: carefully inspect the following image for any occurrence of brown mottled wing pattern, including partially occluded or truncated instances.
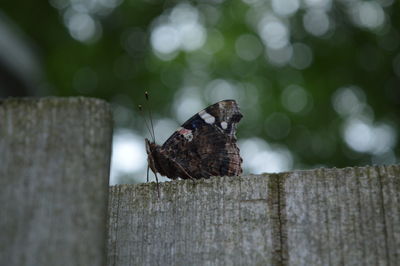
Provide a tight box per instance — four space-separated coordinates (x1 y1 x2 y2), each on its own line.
160 99 243 179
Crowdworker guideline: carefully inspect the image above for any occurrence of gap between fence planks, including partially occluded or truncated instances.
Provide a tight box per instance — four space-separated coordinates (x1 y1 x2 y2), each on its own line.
0 97 112 266
108 165 400 266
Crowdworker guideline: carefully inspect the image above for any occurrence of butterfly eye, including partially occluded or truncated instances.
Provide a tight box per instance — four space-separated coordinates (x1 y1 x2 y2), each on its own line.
145 139 151 154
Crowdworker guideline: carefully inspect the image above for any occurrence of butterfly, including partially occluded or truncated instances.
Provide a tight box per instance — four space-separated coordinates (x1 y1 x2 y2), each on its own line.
145 99 243 182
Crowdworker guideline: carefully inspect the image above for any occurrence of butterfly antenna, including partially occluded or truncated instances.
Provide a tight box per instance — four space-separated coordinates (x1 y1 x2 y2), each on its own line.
145 91 156 143
138 104 154 141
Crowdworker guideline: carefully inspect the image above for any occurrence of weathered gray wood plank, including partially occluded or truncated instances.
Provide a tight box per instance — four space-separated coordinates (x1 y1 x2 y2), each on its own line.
108 165 400 266
108 175 278 265
284 166 400 265
0 97 112 266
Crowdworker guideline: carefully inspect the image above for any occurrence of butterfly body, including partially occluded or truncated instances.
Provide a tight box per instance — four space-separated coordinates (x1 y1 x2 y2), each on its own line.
146 99 243 180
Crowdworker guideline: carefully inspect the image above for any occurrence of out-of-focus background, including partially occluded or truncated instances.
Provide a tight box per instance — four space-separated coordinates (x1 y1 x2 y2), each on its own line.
1 0 399 184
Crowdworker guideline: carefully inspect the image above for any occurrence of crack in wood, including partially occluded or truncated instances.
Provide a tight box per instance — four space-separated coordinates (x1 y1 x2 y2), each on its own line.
268 173 288 265
376 166 391 264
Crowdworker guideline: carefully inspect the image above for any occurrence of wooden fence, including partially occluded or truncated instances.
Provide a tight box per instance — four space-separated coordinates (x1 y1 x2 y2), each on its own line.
1 98 399 266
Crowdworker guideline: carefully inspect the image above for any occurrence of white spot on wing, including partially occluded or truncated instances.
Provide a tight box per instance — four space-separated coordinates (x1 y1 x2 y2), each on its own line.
184 132 193 141
177 127 193 142
221 121 228 129
198 110 215 124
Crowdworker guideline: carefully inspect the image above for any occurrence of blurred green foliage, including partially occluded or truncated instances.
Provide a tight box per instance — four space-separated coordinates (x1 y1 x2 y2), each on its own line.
1 0 399 179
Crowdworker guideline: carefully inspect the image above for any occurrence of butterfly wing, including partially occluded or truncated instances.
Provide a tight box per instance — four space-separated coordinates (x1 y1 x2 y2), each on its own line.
160 99 243 179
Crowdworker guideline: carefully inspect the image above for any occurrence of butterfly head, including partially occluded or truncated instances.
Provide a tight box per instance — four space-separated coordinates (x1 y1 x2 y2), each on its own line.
145 138 159 174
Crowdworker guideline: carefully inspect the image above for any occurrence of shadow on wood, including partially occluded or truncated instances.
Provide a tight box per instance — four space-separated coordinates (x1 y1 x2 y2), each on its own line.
108 165 400 265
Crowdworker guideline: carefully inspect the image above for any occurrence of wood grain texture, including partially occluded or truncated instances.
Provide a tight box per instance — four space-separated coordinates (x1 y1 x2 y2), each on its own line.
108 175 276 265
284 166 400 265
0 97 112 266
108 165 400 266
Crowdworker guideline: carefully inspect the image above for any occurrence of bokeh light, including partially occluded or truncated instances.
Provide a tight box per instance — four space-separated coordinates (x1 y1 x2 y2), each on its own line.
343 118 397 155
281 85 312 114
258 17 289 50
351 1 385 30
271 0 299 17
111 130 147 185
239 138 293 173
303 10 331 36
235 34 263 61
150 3 207 59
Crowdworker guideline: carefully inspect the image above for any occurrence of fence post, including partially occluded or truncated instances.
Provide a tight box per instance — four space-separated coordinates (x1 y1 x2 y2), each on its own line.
0 97 112 266
108 165 400 265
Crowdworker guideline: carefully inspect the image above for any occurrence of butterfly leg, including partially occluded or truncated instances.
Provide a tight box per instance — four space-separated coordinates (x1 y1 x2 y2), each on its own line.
170 158 196 183
146 165 150 183
155 172 160 198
